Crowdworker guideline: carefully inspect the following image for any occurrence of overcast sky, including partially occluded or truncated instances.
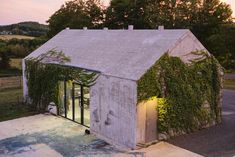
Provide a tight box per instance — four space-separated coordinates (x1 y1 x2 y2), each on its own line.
0 0 234 25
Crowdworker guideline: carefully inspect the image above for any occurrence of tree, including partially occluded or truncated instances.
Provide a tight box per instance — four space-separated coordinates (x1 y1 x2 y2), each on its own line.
47 0 104 37
0 51 10 69
105 0 232 34
105 0 151 29
191 0 233 42
206 24 235 70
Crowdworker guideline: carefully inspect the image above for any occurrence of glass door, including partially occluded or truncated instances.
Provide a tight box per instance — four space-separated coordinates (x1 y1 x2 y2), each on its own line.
58 80 72 119
66 81 73 120
83 86 90 127
58 81 65 116
58 81 90 127
74 83 81 123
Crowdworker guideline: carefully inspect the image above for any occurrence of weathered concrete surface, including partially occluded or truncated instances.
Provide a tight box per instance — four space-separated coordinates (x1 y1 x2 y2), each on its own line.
90 75 137 148
0 144 63 157
0 114 63 140
25 29 190 81
0 114 203 157
169 30 205 63
0 114 122 157
78 142 203 157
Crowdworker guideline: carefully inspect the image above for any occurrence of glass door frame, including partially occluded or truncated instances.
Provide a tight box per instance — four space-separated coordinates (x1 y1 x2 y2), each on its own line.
59 80 90 128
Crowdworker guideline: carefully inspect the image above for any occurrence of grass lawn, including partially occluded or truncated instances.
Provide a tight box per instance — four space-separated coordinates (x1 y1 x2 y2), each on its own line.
224 79 235 90
0 58 22 77
0 87 38 122
0 68 21 77
10 58 22 70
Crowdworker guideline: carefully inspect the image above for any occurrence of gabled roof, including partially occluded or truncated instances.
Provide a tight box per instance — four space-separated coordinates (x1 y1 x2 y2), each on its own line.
26 29 190 80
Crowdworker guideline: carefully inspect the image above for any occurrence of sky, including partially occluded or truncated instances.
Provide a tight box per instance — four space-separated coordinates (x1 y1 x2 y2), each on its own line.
0 0 234 25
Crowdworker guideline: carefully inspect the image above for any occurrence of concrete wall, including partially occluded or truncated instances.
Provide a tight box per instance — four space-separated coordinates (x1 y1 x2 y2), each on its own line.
90 74 137 149
169 32 206 63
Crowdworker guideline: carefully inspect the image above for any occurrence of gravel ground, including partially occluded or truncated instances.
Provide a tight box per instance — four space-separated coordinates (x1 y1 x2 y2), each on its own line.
168 89 235 157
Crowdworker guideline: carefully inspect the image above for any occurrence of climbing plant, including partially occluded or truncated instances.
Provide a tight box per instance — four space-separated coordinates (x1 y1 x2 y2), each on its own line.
137 50 222 134
25 49 99 111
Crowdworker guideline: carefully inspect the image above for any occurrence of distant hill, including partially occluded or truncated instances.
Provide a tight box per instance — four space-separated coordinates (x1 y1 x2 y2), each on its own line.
0 22 49 37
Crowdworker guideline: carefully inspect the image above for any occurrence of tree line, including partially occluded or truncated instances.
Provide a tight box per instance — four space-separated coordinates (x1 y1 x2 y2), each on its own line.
47 0 235 70
0 37 47 69
1 0 234 71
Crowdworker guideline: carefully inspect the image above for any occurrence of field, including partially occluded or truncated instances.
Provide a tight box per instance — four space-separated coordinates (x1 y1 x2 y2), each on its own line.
0 58 22 77
0 87 37 122
10 58 22 70
0 35 35 40
0 56 36 121
224 79 235 90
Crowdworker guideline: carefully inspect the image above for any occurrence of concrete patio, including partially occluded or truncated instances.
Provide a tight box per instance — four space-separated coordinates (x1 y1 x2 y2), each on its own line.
0 114 202 157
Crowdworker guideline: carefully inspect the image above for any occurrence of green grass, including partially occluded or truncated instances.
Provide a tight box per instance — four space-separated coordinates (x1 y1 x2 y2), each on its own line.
0 35 34 40
0 58 22 77
10 58 22 70
224 79 235 90
0 68 21 77
0 87 38 122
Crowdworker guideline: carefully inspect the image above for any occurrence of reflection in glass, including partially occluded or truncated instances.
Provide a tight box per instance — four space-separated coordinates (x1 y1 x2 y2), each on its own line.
58 81 65 116
58 80 90 127
66 81 73 120
83 86 90 127
74 84 81 123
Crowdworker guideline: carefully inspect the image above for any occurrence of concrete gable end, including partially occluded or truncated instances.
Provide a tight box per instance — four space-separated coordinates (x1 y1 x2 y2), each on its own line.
169 31 207 62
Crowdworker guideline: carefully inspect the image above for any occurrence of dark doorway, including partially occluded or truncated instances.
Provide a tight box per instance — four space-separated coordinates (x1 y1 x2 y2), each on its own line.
58 81 90 127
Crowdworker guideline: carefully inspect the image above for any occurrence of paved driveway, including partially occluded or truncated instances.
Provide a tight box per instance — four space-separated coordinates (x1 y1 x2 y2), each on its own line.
168 89 235 157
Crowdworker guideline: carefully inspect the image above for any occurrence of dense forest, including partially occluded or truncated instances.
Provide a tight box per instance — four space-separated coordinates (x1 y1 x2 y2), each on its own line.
0 22 49 37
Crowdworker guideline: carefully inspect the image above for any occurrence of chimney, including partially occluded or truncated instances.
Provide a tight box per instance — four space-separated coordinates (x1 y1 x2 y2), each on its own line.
103 27 108 30
83 27 87 30
158 26 164 31
65 27 70 30
128 25 134 30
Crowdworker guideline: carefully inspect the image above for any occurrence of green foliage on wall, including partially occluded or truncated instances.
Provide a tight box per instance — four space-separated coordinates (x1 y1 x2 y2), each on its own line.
137 51 222 133
25 49 99 111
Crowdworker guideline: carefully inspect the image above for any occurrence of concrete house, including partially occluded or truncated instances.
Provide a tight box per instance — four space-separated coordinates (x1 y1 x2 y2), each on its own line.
23 26 218 149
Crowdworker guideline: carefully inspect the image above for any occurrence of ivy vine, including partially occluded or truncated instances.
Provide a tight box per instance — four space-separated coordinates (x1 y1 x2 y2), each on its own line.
137 50 222 134
25 49 99 111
